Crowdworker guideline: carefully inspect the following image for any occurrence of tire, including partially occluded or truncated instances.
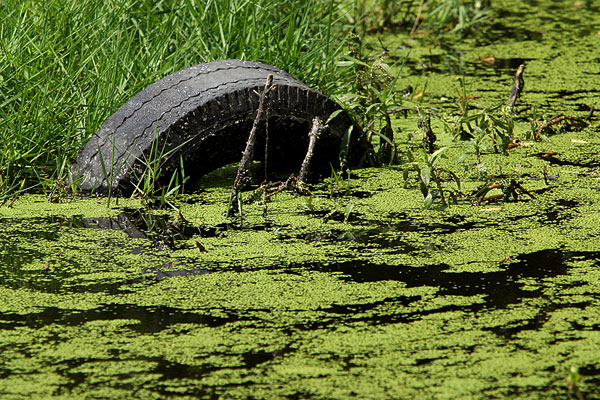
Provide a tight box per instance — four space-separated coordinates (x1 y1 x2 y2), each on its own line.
71 59 366 195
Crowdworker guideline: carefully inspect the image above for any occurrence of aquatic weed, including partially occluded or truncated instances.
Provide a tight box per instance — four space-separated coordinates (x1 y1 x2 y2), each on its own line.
335 36 406 165
403 146 461 209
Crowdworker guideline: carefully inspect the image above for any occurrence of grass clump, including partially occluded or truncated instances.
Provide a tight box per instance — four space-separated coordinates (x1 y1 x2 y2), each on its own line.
345 0 490 35
0 0 354 201
0 0 495 204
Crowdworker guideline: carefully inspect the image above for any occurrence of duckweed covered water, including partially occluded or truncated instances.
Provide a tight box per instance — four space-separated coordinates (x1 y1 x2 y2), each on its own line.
1 0 600 398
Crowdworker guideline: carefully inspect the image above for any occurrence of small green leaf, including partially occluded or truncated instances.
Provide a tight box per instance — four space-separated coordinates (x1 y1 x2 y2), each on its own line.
431 146 450 163
380 62 393 76
423 191 434 209
326 109 344 124
420 167 431 187
344 201 355 224
342 55 371 68
457 152 469 164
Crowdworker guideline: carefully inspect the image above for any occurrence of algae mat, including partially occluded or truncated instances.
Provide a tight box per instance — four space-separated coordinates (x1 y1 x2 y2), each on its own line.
1 0 600 399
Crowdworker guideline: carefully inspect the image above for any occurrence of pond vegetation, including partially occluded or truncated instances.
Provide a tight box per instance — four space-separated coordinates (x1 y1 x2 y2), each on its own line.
1 0 599 398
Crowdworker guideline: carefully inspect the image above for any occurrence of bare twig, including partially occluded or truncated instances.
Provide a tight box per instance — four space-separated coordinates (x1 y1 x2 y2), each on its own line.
261 115 322 217
263 93 270 183
535 115 587 139
228 74 274 217
587 106 595 121
477 183 503 204
416 106 436 153
47 181 60 203
409 0 425 38
513 180 536 199
479 193 504 203
377 37 389 53
516 105 532 114
476 180 535 205
507 64 526 108
257 174 311 204
298 117 323 186
7 194 18 208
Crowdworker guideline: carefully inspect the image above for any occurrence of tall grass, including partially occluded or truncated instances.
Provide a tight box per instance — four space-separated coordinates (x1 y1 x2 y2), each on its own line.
0 0 353 200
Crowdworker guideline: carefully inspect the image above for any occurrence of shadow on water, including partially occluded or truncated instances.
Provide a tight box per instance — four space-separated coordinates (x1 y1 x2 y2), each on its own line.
292 213 487 254
301 249 600 309
81 208 203 249
486 22 544 42
0 303 243 332
1 210 293 289
485 300 591 340
49 356 223 398
141 261 214 282
541 199 579 224
77 209 286 282
0 242 139 294
1 209 221 287
80 208 281 246
1 208 215 246
51 345 297 397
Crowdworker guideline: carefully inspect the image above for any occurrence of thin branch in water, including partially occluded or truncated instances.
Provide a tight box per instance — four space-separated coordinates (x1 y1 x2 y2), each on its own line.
507 64 526 108
298 117 324 186
587 105 595 121
535 115 587 139
409 0 425 38
416 106 436 153
228 74 274 217
263 96 270 183
476 180 536 205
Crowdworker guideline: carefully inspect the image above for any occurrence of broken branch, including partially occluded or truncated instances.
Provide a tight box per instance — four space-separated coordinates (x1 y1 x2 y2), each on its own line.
535 115 587 139
475 180 535 205
507 64 525 108
228 74 274 217
416 106 436 154
298 117 323 186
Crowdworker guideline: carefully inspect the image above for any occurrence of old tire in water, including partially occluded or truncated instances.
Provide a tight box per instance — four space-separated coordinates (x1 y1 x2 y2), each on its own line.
71 59 366 195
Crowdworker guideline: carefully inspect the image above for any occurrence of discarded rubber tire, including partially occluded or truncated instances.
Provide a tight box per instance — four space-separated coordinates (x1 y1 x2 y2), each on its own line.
72 59 366 195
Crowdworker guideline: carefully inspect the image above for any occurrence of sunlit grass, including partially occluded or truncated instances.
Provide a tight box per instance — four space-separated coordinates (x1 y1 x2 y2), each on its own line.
0 0 492 202
0 0 354 200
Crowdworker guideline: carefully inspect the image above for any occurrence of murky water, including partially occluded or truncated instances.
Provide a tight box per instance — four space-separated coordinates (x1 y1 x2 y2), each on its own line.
1 0 600 398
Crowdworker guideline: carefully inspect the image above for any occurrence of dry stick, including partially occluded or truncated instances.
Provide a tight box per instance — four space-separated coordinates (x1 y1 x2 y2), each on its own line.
479 193 504 203
262 96 271 218
535 115 587 139
228 74 274 217
515 105 533 115
298 117 324 187
409 0 425 38
416 106 436 153
477 183 503 204
47 182 59 203
477 180 536 204
507 64 526 108
263 98 270 183
514 181 536 199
